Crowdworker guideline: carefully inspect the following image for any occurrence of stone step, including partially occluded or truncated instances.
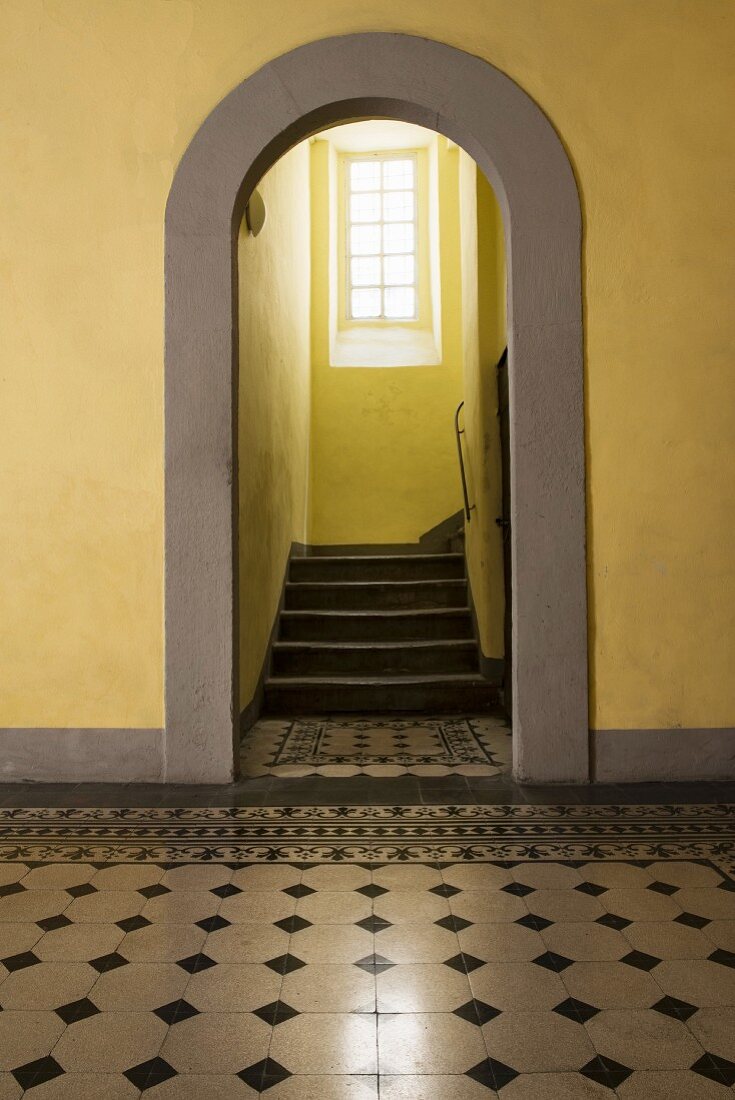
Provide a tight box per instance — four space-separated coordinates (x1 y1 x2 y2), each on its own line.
289 553 465 582
279 608 474 642
263 674 502 715
284 579 467 612
271 639 480 677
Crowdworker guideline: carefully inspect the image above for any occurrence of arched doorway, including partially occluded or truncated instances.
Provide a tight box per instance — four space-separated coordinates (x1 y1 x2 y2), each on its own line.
164 33 588 784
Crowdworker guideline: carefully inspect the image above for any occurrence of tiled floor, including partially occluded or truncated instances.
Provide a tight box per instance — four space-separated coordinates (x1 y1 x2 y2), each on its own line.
240 716 511 778
1 851 735 1096
0 715 734 1096
0 804 734 1096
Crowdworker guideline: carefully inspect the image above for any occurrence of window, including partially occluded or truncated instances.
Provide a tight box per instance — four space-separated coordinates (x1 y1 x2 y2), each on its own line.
346 154 418 321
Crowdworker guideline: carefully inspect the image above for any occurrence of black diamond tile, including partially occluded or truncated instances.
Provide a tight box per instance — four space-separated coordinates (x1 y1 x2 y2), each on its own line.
553 997 600 1024
66 882 97 897
675 911 711 929
354 953 396 974
12 1055 65 1090
501 882 535 897
466 1056 519 1090
138 883 171 899
253 1000 300 1026
239 1058 292 1091
717 878 735 892
453 999 501 1025
176 953 216 974
124 1056 178 1090
117 914 152 933
429 883 463 898
210 883 241 899
709 948 735 969
532 951 574 973
435 914 473 933
691 1052 735 1087
265 953 307 975
196 914 231 933
647 880 679 896
283 883 317 899
575 881 608 897
444 952 485 974
580 1054 633 1089
37 913 72 932
154 999 200 1025
621 949 661 971
55 997 100 1025
262 1071 298 1092
652 995 698 1022
596 912 631 931
274 914 313 934
2 950 40 973
0 882 25 898
515 912 554 932
355 884 389 899
355 915 393 934
89 951 129 973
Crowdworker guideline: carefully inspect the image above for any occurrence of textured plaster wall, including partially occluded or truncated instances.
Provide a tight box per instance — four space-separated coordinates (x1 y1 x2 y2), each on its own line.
309 135 463 545
459 155 507 659
1 1 734 732
238 144 311 708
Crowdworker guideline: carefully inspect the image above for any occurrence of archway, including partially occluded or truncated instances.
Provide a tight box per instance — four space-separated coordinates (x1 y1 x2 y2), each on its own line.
164 33 588 784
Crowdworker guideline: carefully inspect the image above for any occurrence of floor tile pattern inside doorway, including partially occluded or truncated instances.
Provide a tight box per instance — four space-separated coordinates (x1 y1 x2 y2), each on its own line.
0 803 733 1096
240 716 512 778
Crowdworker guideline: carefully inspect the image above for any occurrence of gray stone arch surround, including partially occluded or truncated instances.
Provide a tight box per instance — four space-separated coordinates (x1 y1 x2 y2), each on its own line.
164 33 589 784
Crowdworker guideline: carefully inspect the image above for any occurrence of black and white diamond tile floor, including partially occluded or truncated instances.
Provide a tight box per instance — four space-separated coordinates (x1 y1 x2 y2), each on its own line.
1 841 735 1095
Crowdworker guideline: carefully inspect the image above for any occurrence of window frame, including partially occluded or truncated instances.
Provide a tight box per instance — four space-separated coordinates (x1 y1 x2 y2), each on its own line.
342 151 420 325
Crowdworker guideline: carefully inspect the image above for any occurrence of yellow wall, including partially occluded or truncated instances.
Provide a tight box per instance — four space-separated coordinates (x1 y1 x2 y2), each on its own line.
309 135 464 545
1 1 734 733
459 153 507 659
238 143 311 708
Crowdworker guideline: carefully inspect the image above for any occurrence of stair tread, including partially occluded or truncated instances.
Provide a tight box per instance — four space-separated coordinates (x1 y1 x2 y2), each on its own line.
273 639 476 650
266 674 492 685
295 553 463 564
281 607 471 617
286 579 465 589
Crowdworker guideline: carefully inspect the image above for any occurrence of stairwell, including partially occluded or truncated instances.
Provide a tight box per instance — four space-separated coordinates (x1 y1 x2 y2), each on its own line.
263 548 501 714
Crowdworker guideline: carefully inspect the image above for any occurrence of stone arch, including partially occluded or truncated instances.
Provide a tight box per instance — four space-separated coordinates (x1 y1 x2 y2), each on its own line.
165 33 588 783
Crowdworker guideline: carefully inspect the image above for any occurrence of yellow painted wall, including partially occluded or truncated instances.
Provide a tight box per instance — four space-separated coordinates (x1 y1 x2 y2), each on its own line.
1 1 734 733
238 144 311 708
309 135 464 545
459 153 507 659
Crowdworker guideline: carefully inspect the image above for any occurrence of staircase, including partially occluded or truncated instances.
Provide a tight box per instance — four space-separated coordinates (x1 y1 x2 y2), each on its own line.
263 550 501 714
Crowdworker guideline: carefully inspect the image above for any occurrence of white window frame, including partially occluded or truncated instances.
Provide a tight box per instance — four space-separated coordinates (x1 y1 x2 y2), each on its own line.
344 152 419 323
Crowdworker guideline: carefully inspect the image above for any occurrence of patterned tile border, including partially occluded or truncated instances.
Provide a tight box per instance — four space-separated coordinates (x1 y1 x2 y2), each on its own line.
240 716 512 778
0 803 733 871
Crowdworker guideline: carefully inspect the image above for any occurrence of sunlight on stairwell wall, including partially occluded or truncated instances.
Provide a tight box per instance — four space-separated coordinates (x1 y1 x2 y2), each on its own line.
308 126 465 545
238 143 311 710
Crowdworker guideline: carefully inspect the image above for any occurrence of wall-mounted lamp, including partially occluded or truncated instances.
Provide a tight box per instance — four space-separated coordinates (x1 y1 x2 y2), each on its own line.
245 189 266 237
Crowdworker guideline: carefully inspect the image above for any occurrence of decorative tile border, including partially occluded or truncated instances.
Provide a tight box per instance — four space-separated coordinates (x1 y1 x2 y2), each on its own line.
240 716 512 778
0 803 732 868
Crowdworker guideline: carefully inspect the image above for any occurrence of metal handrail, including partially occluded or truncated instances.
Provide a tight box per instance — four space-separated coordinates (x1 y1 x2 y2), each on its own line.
454 400 475 522
455 348 509 524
